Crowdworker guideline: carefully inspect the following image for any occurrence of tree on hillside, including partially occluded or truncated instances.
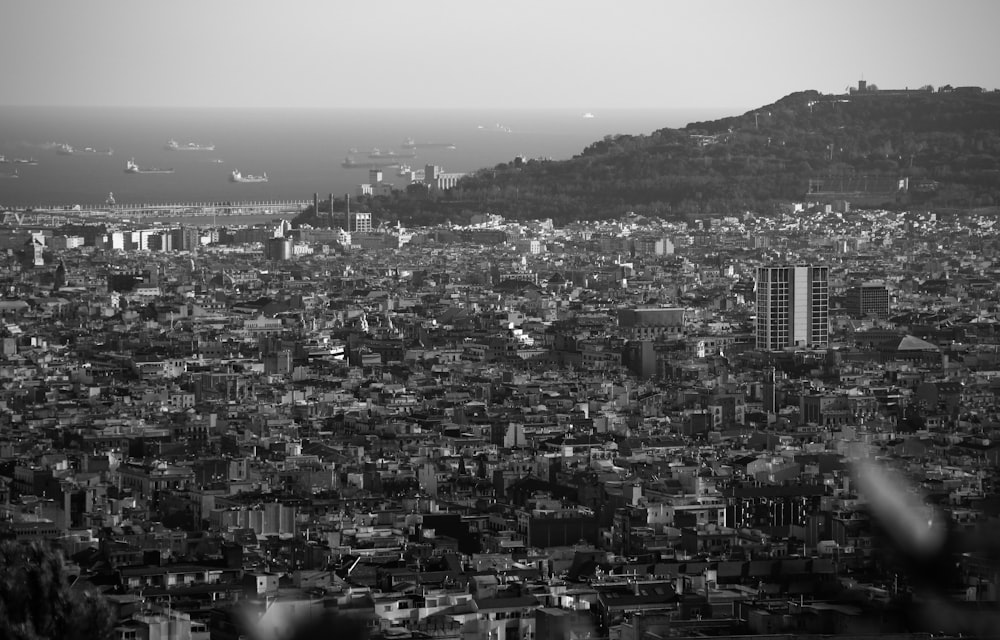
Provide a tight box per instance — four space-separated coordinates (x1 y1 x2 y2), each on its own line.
0 541 114 640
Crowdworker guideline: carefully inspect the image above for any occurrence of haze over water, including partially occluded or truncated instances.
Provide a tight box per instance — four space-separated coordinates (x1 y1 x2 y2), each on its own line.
0 107 733 209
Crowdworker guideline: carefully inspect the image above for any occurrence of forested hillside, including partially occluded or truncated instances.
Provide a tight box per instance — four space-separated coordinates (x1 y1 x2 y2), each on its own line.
299 87 1000 226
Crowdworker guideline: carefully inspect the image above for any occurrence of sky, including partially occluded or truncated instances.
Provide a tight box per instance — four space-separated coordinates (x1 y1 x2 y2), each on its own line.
2 0 999 110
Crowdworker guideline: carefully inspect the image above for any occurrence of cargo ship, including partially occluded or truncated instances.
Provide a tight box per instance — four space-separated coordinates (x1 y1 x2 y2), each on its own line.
0 169 19 179
125 158 174 174
369 148 417 159
342 156 401 169
401 137 456 150
230 169 268 183
0 156 38 165
59 144 113 155
167 139 216 151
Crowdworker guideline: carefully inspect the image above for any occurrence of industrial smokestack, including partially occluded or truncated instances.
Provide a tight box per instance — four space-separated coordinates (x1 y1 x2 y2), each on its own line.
313 192 319 216
328 193 334 228
345 194 351 231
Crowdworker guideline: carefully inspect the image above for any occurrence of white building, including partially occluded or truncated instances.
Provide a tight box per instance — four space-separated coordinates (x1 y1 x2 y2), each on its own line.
349 212 373 233
755 265 829 350
424 164 466 191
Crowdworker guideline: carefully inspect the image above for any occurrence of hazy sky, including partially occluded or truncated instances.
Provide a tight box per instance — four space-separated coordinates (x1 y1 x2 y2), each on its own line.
2 0 998 110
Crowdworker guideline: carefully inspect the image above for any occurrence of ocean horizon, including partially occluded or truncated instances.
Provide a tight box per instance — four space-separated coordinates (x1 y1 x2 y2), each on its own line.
0 106 736 209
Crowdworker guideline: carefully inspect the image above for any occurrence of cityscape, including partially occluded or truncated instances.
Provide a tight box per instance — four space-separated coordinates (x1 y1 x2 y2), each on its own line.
3 170 1000 640
3 2 1000 640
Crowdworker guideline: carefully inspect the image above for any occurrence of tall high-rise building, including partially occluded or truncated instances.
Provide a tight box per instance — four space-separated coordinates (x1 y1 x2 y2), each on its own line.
755 265 829 350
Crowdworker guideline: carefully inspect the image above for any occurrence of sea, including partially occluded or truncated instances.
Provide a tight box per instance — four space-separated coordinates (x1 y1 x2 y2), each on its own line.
0 106 735 210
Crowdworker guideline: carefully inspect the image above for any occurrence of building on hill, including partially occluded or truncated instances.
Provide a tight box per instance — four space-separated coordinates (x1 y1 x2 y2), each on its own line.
848 79 934 96
424 165 466 191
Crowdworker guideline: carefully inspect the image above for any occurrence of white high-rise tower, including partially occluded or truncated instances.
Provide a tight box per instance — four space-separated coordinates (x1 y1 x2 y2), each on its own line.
755 265 829 350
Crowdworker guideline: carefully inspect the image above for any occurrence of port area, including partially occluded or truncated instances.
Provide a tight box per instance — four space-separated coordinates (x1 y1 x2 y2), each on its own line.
0 200 309 227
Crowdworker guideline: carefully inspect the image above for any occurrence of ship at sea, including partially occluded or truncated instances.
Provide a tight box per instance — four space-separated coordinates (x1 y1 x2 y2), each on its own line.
342 156 401 169
59 144 113 156
230 170 268 183
0 156 38 165
0 169 19 179
125 158 174 174
166 139 216 151
369 148 417 159
401 137 456 150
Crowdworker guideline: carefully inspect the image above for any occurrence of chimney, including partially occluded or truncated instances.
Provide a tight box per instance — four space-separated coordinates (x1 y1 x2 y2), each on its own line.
313 192 318 217
328 193 334 228
345 194 351 231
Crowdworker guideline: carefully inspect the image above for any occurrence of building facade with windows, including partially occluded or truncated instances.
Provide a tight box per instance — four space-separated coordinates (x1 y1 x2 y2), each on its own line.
846 284 890 318
755 265 829 350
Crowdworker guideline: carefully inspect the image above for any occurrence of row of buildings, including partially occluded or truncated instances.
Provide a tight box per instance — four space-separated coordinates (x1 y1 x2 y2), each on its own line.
357 164 468 199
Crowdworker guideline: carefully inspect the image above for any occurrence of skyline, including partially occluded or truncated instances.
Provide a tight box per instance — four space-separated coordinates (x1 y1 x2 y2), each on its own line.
1 0 999 111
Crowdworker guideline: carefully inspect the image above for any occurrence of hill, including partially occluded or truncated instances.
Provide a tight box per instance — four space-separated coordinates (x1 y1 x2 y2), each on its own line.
298 86 1000 226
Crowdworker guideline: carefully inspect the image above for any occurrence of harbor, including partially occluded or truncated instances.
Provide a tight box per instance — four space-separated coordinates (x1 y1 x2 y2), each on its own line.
1 199 310 226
